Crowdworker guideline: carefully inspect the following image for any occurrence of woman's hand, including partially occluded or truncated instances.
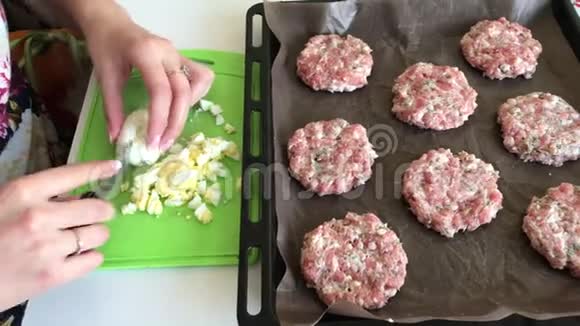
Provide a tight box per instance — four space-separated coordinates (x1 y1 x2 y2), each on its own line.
0 160 120 311
86 21 214 152
53 0 215 150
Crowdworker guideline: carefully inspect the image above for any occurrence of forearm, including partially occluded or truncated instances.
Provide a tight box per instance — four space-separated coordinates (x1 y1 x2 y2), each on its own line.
48 0 133 39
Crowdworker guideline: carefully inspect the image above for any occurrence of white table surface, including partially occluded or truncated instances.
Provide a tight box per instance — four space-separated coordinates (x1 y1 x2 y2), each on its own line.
24 1 262 325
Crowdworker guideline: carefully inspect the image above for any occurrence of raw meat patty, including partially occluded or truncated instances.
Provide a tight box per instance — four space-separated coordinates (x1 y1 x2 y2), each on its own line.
392 62 478 130
288 118 377 196
523 183 580 278
402 148 504 238
301 212 408 309
498 92 580 167
460 17 542 79
296 34 373 92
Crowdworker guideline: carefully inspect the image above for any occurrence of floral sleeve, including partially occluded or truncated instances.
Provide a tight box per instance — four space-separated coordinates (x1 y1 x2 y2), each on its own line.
0 3 11 148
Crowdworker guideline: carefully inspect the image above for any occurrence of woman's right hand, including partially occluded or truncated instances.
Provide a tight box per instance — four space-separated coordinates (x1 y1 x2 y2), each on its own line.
0 160 121 311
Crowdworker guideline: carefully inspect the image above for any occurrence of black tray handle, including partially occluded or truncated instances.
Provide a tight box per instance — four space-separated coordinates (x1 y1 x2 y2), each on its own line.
553 0 580 60
238 3 279 326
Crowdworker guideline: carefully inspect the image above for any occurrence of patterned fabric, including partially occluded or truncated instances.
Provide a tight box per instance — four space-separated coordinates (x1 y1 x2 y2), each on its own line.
0 3 11 146
0 61 62 183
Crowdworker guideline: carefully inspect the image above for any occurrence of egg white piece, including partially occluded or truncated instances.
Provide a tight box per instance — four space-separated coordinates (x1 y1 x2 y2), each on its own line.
117 108 161 166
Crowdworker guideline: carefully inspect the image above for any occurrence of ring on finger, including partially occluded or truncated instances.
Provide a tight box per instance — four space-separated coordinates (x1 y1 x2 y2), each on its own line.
70 228 84 256
167 65 191 82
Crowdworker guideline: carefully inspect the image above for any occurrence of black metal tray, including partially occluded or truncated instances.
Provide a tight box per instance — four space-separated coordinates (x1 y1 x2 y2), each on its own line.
553 0 580 59
237 2 580 325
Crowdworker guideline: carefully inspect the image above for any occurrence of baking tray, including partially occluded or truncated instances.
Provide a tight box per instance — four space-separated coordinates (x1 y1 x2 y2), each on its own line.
237 3 281 325
75 50 259 269
552 0 580 58
238 1 580 325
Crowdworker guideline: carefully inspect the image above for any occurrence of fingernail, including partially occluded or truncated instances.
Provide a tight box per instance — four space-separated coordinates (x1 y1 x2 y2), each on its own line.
112 160 123 171
148 135 160 151
99 160 123 179
102 160 123 178
160 139 174 152
202 84 211 97
105 206 116 221
108 127 116 144
94 252 105 266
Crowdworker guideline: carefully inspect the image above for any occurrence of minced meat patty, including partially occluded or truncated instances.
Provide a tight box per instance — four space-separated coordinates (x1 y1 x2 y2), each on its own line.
301 212 408 309
296 34 373 92
460 17 542 80
288 118 377 196
523 183 580 278
498 92 579 167
392 62 478 130
402 148 504 238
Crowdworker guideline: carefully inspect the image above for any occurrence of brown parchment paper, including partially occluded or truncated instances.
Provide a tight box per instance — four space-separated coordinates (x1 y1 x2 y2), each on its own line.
263 0 580 324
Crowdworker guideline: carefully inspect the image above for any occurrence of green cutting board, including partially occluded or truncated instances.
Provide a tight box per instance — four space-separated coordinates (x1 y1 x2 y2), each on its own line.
76 50 252 269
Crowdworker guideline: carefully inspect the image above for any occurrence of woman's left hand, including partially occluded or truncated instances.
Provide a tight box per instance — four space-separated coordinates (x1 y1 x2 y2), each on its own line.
85 20 214 152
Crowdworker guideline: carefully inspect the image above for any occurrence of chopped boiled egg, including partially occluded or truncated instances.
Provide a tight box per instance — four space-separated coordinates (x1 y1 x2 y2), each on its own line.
195 203 213 224
215 114 225 126
168 143 184 154
196 153 210 166
121 202 137 215
164 197 185 207
117 109 161 166
209 104 223 116
224 142 240 160
199 99 213 111
196 98 237 129
132 184 150 211
188 194 203 210
120 182 130 192
146 190 163 216
122 131 239 224
191 132 205 144
224 123 236 134
208 161 227 177
204 183 222 206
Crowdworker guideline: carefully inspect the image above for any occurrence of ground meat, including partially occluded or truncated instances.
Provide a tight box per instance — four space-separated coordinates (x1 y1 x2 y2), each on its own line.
392 62 478 130
296 34 373 92
523 183 580 278
301 212 408 309
288 118 377 196
497 92 580 167
460 17 542 80
402 148 504 238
